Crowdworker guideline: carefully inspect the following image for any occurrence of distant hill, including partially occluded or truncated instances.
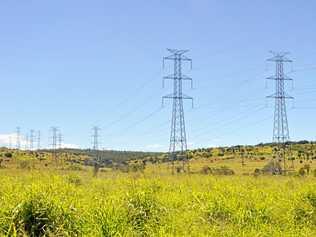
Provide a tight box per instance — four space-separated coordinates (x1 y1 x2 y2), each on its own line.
40 148 164 163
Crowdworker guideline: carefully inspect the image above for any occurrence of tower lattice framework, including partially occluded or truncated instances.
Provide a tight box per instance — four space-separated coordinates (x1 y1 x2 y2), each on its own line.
162 49 193 172
266 51 294 170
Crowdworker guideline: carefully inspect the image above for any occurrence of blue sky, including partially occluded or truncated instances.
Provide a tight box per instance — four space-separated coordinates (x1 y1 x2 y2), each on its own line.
0 0 316 151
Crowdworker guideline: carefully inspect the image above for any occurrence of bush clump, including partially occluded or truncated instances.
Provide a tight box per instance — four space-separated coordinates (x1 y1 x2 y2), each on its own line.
66 174 82 186
205 200 233 225
293 191 316 226
201 166 235 175
298 167 306 177
126 189 164 235
261 160 282 175
95 205 126 237
7 194 83 236
18 160 34 170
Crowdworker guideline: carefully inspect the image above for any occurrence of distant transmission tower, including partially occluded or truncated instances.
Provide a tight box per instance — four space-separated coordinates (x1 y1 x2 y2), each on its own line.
92 126 101 176
16 127 21 150
162 49 193 173
37 130 41 150
29 129 35 150
266 51 294 171
51 127 58 160
25 133 29 150
58 131 63 149
92 126 100 151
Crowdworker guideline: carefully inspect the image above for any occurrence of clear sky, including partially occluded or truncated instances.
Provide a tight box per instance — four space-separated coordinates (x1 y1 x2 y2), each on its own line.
0 0 316 151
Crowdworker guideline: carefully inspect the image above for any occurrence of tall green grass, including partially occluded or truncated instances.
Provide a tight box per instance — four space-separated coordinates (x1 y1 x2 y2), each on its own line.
0 170 315 236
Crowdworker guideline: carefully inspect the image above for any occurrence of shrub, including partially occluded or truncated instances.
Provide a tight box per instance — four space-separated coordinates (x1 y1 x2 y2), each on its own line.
128 162 145 173
201 166 211 174
176 166 184 173
18 160 33 170
200 166 235 176
126 189 164 235
303 164 311 175
66 174 82 186
204 200 233 225
293 191 316 226
7 194 83 236
298 168 306 177
95 205 126 236
253 168 261 177
261 160 282 175
65 163 83 171
4 152 12 158
219 166 235 175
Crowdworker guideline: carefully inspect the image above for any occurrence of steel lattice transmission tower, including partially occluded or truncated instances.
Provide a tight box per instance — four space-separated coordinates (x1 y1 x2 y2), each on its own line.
162 49 193 173
51 127 58 160
92 126 101 163
58 131 63 149
16 127 21 150
92 126 101 176
29 129 35 150
37 130 41 150
266 51 294 170
92 126 100 151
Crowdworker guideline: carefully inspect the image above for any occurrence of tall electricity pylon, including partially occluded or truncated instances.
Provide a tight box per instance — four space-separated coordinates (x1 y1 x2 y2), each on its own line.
58 131 63 149
29 129 35 150
37 130 41 150
92 126 100 151
92 126 101 163
92 126 101 176
162 49 193 173
266 51 294 171
51 127 58 160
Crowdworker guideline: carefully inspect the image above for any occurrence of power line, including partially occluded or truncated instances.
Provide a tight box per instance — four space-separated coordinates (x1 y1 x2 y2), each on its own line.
188 100 264 134
108 69 162 113
191 105 267 140
191 113 273 149
105 107 163 142
103 93 157 131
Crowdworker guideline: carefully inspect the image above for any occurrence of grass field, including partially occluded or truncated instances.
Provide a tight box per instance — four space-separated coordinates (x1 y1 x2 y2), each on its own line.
0 164 316 236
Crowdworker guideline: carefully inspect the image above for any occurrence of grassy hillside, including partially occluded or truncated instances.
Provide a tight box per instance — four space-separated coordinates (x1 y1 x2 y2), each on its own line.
0 142 316 236
1 140 316 175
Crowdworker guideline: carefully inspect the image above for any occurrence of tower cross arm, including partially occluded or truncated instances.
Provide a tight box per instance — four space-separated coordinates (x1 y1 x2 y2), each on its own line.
162 74 175 88
266 93 294 99
266 75 293 81
267 57 292 63
182 94 194 108
182 75 193 88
